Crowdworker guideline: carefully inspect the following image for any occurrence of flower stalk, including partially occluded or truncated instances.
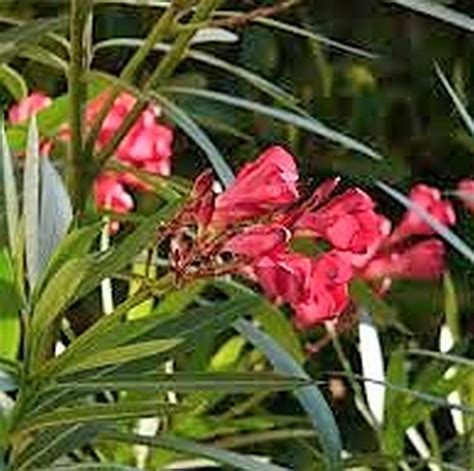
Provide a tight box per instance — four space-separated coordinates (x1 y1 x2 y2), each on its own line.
68 0 93 211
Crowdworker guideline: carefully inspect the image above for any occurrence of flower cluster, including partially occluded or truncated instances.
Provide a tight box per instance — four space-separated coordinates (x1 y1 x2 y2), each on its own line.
8 94 457 329
173 146 455 328
8 91 174 218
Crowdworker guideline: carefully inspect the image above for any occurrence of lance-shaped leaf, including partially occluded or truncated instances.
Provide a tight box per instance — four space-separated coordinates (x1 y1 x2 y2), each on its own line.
234 319 342 471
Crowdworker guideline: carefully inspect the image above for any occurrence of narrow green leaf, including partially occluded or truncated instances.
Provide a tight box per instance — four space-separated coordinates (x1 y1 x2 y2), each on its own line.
443 273 461 342
382 350 407 459
49 372 307 393
377 181 474 264
388 0 474 33
246 16 378 59
434 62 474 136
15 400 175 435
234 319 342 471
23 117 40 289
31 257 91 362
38 157 73 279
407 349 474 369
93 40 298 107
55 294 254 382
104 431 288 471
162 86 382 161
13 424 103 471
0 64 27 100
0 121 18 255
0 16 68 62
151 91 235 186
0 250 21 360
45 338 182 377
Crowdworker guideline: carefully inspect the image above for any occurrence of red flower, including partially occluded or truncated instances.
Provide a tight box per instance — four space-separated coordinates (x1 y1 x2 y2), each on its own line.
389 184 455 243
211 146 299 227
296 188 389 259
253 250 352 328
457 179 474 213
253 250 312 306
93 173 134 214
362 239 445 280
9 92 52 124
293 253 353 328
224 224 290 259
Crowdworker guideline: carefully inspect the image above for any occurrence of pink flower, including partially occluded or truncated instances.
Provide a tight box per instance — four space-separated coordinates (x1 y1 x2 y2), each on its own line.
224 224 290 259
93 173 134 214
362 239 445 280
211 146 299 227
296 188 389 258
457 179 474 213
87 91 173 186
293 253 353 328
9 92 52 124
253 251 312 306
253 250 353 328
389 184 455 243
8 92 53 155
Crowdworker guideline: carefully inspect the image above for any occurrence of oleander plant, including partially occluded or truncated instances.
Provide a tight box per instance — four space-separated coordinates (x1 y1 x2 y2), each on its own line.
1 1 474 470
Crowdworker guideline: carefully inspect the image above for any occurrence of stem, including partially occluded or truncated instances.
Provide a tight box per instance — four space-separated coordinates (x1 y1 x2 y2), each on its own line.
94 0 223 167
68 0 93 211
84 2 182 159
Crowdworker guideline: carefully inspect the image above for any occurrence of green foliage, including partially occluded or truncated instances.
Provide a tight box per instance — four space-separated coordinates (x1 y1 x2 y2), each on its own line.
1 1 474 470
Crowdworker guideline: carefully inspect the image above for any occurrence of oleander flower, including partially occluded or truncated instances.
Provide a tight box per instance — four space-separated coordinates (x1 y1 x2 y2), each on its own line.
361 239 445 280
87 91 174 190
8 92 53 155
9 92 52 124
252 250 353 328
457 179 474 213
296 188 389 260
211 146 299 227
93 173 134 215
389 184 455 244
224 224 290 260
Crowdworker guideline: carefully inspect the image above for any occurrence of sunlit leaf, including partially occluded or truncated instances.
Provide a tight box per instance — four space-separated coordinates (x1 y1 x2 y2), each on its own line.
0 64 27 100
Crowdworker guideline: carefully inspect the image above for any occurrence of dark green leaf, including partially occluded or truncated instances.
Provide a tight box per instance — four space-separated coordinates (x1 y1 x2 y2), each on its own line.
162 86 382 161
48 372 308 393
